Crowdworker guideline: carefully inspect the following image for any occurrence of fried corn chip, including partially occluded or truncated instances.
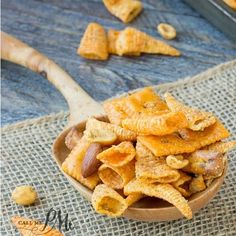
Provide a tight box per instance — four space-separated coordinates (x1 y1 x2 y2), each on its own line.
164 93 216 131
122 87 169 117
135 140 154 160
97 141 135 167
166 155 189 169
172 171 192 197
125 193 144 206
104 87 168 125
86 117 136 141
103 0 143 23
108 29 140 56
138 120 230 157
108 29 120 54
103 97 128 125
98 160 135 189
124 179 192 219
183 150 225 179
122 111 188 136
92 184 128 217
135 141 180 183
189 175 206 194
206 141 236 153
12 216 62 236
116 27 180 56
62 138 100 189
77 22 108 60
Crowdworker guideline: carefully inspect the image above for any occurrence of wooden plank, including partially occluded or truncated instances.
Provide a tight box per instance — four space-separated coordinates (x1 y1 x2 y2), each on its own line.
1 0 236 125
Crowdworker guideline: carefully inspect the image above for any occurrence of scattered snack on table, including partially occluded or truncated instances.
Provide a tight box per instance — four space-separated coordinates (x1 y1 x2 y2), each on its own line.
77 22 108 60
11 185 37 206
61 87 235 219
157 23 177 40
223 0 236 10
116 27 180 56
12 216 62 236
78 24 181 60
103 0 143 23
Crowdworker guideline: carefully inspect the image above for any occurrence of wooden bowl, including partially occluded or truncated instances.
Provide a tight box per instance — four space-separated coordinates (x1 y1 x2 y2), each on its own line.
53 116 227 222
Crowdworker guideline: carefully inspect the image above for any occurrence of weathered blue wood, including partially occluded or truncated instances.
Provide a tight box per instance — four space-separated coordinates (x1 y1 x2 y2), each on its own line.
1 0 236 125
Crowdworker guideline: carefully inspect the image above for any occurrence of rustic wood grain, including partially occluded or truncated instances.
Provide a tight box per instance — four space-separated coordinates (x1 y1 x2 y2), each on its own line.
1 0 236 125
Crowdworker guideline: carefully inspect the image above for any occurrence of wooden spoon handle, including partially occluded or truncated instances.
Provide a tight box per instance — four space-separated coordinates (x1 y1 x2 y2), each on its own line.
1 31 104 126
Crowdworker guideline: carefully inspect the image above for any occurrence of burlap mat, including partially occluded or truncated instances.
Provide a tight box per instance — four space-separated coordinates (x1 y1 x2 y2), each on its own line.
1 60 236 236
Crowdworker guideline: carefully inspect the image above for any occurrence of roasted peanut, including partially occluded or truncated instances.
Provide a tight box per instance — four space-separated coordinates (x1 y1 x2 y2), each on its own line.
65 127 83 150
81 143 103 178
12 185 37 206
157 23 177 40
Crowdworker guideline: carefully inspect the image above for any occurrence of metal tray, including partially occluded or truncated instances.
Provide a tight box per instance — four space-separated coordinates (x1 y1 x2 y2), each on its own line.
184 0 236 42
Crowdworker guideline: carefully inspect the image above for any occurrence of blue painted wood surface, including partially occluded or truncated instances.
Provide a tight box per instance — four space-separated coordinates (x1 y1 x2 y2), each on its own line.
1 0 236 125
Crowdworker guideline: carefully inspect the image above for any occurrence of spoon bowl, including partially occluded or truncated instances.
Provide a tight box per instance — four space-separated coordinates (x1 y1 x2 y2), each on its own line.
53 115 227 221
1 31 227 222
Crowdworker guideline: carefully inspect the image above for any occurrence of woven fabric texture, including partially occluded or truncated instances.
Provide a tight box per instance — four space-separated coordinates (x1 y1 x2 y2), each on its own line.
1 61 236 236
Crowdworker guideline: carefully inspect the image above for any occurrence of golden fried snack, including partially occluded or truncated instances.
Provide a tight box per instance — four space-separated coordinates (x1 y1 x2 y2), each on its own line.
223 0 236 10
122 111 188 136
108 29 120 54
103 0 143 23
62 138 100 189
92 184 128 217
103 97 128 125
97 141 135 167
124 179 192 219
183 150 225 179
98 160 135 189
122 87 169 116
164 92 216 131
157 23 177 40
206 141 236 153
84 128 117 145
135 141 180 183
77 22 108 60
107 29 140 56
189 175 206 194
12 216 62 236
166 155 189 169
172 171 192 197
86 117 137 141
116 27 181 56
138 120 230 157
125 193 144 206
104 87 168 125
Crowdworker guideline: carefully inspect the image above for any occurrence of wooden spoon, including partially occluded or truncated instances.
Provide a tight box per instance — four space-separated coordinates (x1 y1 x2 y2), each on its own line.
1 32 227 221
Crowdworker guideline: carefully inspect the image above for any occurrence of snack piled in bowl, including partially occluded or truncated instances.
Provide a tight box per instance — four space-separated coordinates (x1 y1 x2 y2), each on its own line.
62 87 236 219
